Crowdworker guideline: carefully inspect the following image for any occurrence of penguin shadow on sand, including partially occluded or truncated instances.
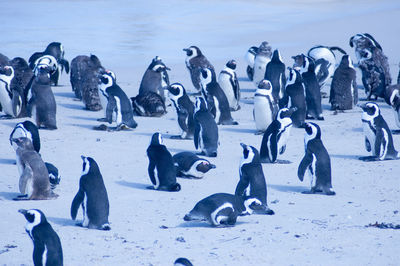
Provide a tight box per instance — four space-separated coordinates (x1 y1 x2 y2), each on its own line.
177 220 249 228
115 180 149 190
53 91 75 99
268 184 309 193
69 115 99 122
0 158 16 164
0 191 21 200
330 154 361 160
47 216 77 227
221 127 256 134
58 102 86 111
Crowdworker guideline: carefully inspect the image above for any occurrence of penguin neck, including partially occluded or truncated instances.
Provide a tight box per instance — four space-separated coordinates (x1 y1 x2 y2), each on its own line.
222 66 235 77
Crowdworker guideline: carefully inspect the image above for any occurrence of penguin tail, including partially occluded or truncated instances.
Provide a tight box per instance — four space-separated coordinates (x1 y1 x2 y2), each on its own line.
183 214 192 221
59 59 70 74
170 183 181 192
329 46 347 55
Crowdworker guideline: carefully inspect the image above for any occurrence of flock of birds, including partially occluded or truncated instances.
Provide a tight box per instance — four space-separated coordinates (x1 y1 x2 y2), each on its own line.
1 32 400 266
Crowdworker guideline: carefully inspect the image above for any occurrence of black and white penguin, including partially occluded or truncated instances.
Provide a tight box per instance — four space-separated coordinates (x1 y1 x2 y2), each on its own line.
130 91 166 117
174 258 193 266
200 68 238 125
184 193 262 227
70 54 105 110
138 56 170 100
245 46 258 81
98 72 138 130
0 65 18 118
253 41 272 87
45 162 61 190
385 84 400 133
265 49 286 107
359 102 399 161
330 55 358 111
235 143 275 215
173 152 216 179
167 83 195 139
71 156 111 230
218 59 241 111
10 120 40 153
253 80 279 134
146 133 181 191
259 107 296 163
193 97 219 157
29 42 69 86
285 67 306 128
18 209 63 266
27 65 57 129
9 57 33 118
183 46 215 93
298 122 335 195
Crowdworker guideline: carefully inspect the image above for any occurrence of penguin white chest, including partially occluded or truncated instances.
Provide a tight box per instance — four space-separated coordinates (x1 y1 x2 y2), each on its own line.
218 73 235 108
99 90 108 116
0 82 13 116
254 96 273 131
363 122 376 155
82 192 89 227
278 126 292 153
253 56 270 86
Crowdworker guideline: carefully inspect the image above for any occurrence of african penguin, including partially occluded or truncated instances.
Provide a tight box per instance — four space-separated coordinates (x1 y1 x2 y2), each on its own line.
71 156 111 230
10 57 33 118
200 68 238 125
253 79 279 135
265 49 286 107
11 137 58 200
218 59 241 111
10 120 40 153
235 143 275 215
19 209 63 266
173 152 216 179
184 193 262 227
45 162 61 190
138 56 170 100
330 55 358 111
359 102 399 161
0 65 17 118
285 67 306 128
298 122 335 195
245 46 258 81
183 46 215 93
174 258 193 266
131 91 166 117
252 41 272 87
385 84 400 132
146 133 181 191
259 107 296 163
168 83 195 139
193 97 219 157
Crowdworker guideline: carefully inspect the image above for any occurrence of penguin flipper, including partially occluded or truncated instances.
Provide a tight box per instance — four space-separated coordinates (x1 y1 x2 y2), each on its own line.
194 123 200 149
177 109 189 133
374 128 385 158
32 239 45 266
59 59 70 74
235 173 250 197
19 166 33 195
71 188 84 220
365 138 371 152
298 150 313 182
106 97 116 124
147 159 157 186
12 91 23 118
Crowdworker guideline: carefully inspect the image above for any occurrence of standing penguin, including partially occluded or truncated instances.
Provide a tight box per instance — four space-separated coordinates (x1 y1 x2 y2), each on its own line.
71 156 111 230
245 46 258 81
193 97 219 157
298 122 335 195
285 67 306 128
235 143 275 215
18 209 63 266
183 193 262 227
259 107 296 163
359 102 399 161
183 46 215 93
0 65 18 118
200 68 238 125
330 55 358 111
167 83 195 139
385 84 400 133
10 57 33 118
265 49 286 107
173 151 216 179
27 65 57 129
11 137 57 200
253 41 273 87
253 80 279 134
218 59 241 111
138 56 170 99
98 72 138 130
147 133 181 191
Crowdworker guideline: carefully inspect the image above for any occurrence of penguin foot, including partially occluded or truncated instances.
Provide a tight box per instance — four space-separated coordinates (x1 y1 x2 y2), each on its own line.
93 124 110 131
254 131 265 135
0 114 13 120
101 224 111 230
97 118 108 122
253 208 275 215
359 156 379 162
317 116 324 121
275 159 292 164
391 130 400 135
146 185 156 190
13 195 29 201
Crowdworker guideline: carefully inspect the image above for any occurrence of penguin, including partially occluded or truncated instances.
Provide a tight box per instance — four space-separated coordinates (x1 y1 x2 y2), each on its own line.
183 193 262 227
235 143 275 215
265 49 286 107
45 162 61 190
252 41 272 87
167 83 195 139
138 56 170 100
29 42 69 86
359 102 399 161
259 107 296 163
18 209 63 266
200 68 238 125
98 72 138 130
384 84 400 133
71 156 111 230
183 46 215 93
131 91 166 117
173 152 216 179
245 46 258 81
307 45 347 88
27 65 57 129
298 122 335 195
10 57 33 118
10 120 40 153
253 80 279 135
0 65 18 118
70 54 105 110
174 258 193 266
330 55 358 111
349 33 383 62
146 133 181 191
193 97 219 157
285 67 306 128
218 59 241 111
11 137 57 200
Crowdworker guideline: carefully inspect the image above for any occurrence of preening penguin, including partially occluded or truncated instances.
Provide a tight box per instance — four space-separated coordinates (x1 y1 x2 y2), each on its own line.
71 156 111 230
245 46 258 81
10 120 40 153
265 49 286 107
298 122 335 195
359 102 399 161
138 56 170 99
146 133 181 191
218 59 241 111
235 143 275 215
18 209 63 266
253 79 279 134
173 152 216 179
184 193 262 227
168 83 195 139
253 41 272 87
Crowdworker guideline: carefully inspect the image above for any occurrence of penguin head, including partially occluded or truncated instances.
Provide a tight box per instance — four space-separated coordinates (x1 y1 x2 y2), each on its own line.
45 162 61 187
304 122 321 143
340 55 354 68
34 65 52 84
183 46 201 58
194 97 208 113
89 54 103 69
151 62 170 73
18 209 47 236
257 41 272 57
255 80 273 96
292 54 314 73
11 137 35 151
196 160 216 173
247 46 258 56
99 72 115 92
272 49 283 63
34 55 57 75
360 102 380 121
150 132 163 146
226 60 237 70
240 143 260 166
242 197 263 215
349 33 382 51
200 68 214 86
276 107 295 125
174 257 193 266
81 155 100 176
0 65 14 84
168 83 185 102
286 67 301 86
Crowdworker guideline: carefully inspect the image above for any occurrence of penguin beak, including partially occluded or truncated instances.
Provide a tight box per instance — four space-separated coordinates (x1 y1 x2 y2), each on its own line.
210 164 216 169
240 143 247 149
18 209 28 215
183 48 189 52
357 103 366 110
165 66 171 71
81 155 86 161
